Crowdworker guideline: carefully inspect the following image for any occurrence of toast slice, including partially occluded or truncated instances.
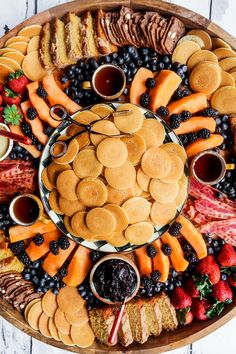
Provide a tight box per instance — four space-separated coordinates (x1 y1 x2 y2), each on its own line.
94 10 117 54
142 297 162 337
154 293 178 331
64 12 83 61
126 298 149 344
89 307 117 345
118 308 133 347
39 22 55 69
51 18 75 68
80 11 100 58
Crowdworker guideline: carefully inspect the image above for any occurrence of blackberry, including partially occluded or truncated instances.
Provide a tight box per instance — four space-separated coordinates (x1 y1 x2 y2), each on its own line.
20 122 31 136
43 125 54 136
90 250 102 262
9 241 25 255
145 78 156 89
187 132 198 143
181 110 191 122
58 235 70 250
49 241 59 255
156 106 169 117
140 92 150 107
169 221 182 237
172 88 185 101
197 128 211 139
58 267 68 277
29 134 38 145
32 233 44 246
179 134 189 146
17 251 31 266
202 107 218 117
140 275 152 288
27 107 37 120
161 243 172 256
36 85 48 99
169 114 181 129
185 251 197 263
146 244 157 258
182 89 191 97
151 270 161 283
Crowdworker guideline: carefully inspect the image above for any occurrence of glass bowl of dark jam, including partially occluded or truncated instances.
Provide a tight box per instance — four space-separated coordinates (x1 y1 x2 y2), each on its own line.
90 254 140 305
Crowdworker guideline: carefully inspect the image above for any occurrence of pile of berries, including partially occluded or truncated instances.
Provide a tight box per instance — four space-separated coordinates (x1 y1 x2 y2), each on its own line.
213 155 236 201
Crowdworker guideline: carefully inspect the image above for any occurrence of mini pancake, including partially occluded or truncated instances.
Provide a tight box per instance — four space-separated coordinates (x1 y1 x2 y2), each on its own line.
97 137 128 167
187 29 212 50
24 298 41 319
0 57 22 71
5 35 30 46
212 37 231 50
90 103 114 118
54 308 71 335
41 167 54 191
90 120 120 145
121 134 146 165
105 161 136 190
27 35 40 53
7 41 28 54
77 177 107 207
67 125 90 149
160 152 184 183
2 51 24 65
22 50 49 81
73 149 102 178
160 142 187 163
57 286 85 314
86 207 116 235
134 181 142 196
213 48 236 60
27 300 43 330
104 204 129 231
211 86 236 114
175 181 188 207
106 185 135 205
114 103 144 133
141 146 171 179
149 179 179 203
219 57 236 72
38 312 51 338
124 222 154 245
0 47 20 55
54 139 79 164
73 110 100 125
58 331 74 346
59 196 84 217
108 231 129 247
150 201 176 226
57 170 79 200
189 61 221 95
177 35 205 48
187 49 218 71
142 119 165 146
65 306 89 327
18 24 42 38
140 191 151 199
137 168 151 192
48 317 60 341
71 211 97 240
219 71 235 88
172 40 201 65
47 162 71 188
49 189 64 214
70 322 95 348
64 215 82 238
136 127 158 149
0 63 14 83
42 290 58 317
122 197 151 224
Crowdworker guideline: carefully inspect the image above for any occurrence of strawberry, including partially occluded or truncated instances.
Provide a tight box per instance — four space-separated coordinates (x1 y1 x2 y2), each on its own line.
212 280 233 303
176 309 194 325
2 88 21 106
184 278 200 298
8 70 29 95
191 299 211 321
0 95 2 106
171 286 192 310
196 255 221 285
185 311 194 325
228 275 236 288
3 105 23 125
218 244 236 267
0 83 3 92
0 107 4 123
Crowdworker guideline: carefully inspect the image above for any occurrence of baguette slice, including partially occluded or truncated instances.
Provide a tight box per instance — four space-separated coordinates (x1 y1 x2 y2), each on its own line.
39 22 54 69
64 12 83 61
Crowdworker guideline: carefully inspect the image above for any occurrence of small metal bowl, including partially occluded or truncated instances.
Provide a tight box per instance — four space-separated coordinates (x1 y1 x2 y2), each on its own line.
89 254 140 305
0 123 13 162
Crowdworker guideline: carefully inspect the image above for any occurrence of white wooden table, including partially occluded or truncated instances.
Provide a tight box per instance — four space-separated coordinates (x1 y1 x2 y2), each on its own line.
0 0 236 353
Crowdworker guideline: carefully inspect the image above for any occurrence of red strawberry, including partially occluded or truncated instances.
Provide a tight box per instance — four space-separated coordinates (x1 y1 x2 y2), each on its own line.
8 70 29 94
184 278 200 298
0 107 4 123
176 309 194 325
0 83 3 92
212 280 233 303
0 95 2 106
196 255 221 285
2 88 21 106
171 287 192 310
228 276 236 288
191 299 211 321
185 311 194 325
218 244 236 267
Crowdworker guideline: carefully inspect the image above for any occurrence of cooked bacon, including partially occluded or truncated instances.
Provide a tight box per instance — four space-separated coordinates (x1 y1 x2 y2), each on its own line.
0 160 38 203
199 219 236 246
193 212 208 225
194 199 236 219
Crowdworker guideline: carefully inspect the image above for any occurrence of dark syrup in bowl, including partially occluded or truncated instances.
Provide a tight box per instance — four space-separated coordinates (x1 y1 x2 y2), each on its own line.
94 66 124 97
193 153 224 183
13 196 39 224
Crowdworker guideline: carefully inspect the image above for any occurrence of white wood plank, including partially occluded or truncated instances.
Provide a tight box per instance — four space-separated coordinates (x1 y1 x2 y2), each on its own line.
167 0 211 18
0 317 31 354
211 0 236 38
37 0 71 13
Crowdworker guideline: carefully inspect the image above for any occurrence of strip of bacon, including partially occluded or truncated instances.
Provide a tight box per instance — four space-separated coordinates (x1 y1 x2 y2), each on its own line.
194 199 236 219
199 219 236 246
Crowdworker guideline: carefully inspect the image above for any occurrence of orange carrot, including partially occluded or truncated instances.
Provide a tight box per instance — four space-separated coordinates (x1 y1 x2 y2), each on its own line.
161 232 189 272
9 124 41 158
186 134 224 158
63 246 92 286
174 116 216 135
152 239 170 282
26 229 61 261
9 220 57 243
167 92 207 116
135 246 153 276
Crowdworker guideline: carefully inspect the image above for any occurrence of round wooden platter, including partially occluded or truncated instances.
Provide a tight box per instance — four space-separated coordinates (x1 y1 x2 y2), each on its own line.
0 0 236 353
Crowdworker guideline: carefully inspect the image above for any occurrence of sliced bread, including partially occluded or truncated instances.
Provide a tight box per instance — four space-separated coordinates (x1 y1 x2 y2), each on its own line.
39 22 54 69
142 297 162 337
64 12 83 61
94 9 117 54
0 256 24 273
80 11 100 57
125 298 149 344
118 308 133 347
89 307 117 345
154 293 178 331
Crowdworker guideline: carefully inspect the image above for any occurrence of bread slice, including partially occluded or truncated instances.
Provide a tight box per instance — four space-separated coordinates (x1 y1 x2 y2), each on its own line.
80 11 100 58
64 12 83 61
39 22 54 69
0 243 13 261
126 299 149 344
94 10 117 54
89 307 117 345
142 297 162 337
118 308 133 347
0 256 24 273
154 293 178 331
51 18 75 68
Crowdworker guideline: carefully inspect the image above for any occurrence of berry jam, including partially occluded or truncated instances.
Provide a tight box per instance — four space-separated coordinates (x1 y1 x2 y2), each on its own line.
93 259 138 303
193 153 224 183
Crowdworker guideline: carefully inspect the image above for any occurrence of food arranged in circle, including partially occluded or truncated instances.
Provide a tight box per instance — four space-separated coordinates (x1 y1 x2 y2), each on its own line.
0 3 236 352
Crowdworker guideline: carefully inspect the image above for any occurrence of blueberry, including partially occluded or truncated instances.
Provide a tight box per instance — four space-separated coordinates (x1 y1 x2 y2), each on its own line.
117 57 124 65
222 123 228 131
207 247 214 255
157 62 164 70
49 280 55 288
32 276 39 284
24 273 31 280
162 56 170 64
30 269 36 275
222 115 229 122
40 279 46 286
36 287 42 293
183 78 189 86
112 52 118 60
123 87 129 95
182 65 188 73
221 273 227 281
10 153 17 160
142 54 149 63
136 59 143 67
60 76 68 84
